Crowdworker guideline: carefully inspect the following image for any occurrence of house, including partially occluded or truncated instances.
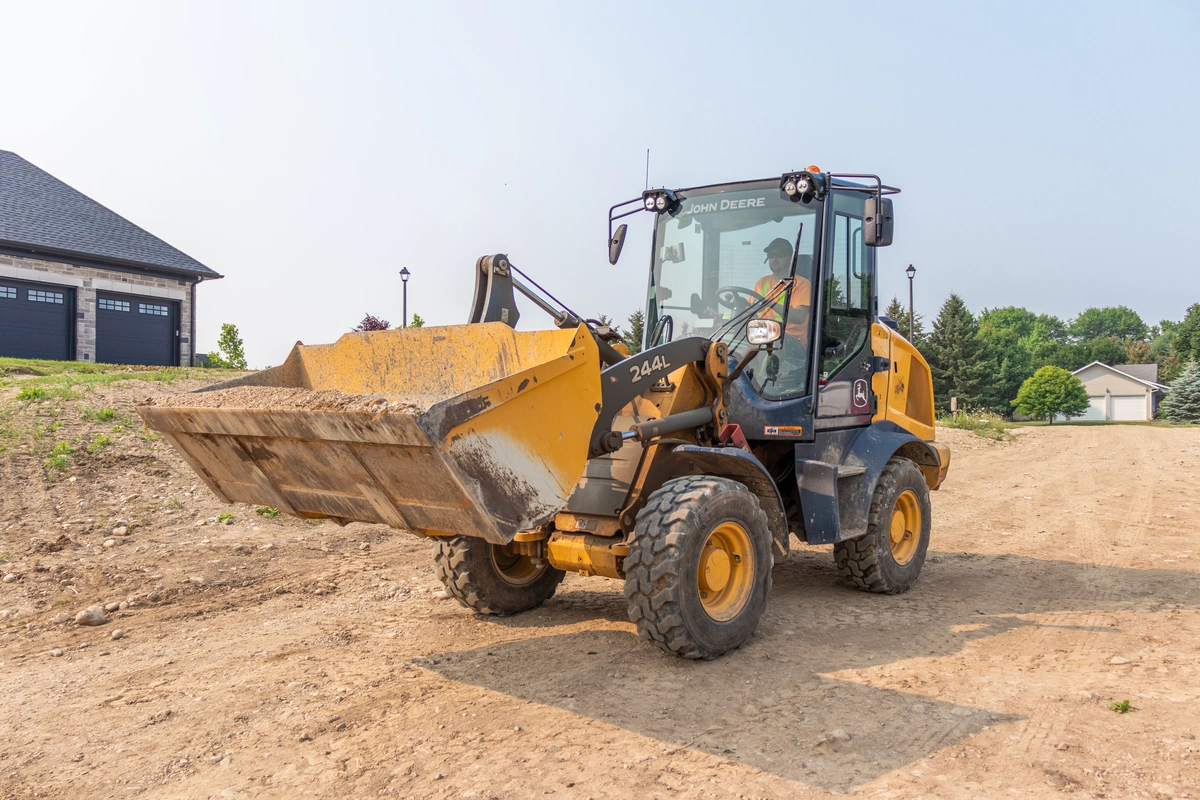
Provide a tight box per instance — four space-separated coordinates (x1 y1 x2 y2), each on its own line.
1071 361 1170 421
0 150 221 366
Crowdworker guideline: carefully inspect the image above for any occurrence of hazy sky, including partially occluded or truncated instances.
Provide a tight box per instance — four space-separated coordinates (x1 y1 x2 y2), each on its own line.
3 1 1197 366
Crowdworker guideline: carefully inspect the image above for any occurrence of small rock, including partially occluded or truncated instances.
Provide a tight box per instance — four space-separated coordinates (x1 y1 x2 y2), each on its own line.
828 729 852 741
0 609 11 619
912 704 926 714
50 648 63 657
259 543 274 551
514 726 522 732
194 520 207 528
951 707 973 717
298 732 312 742
223 517 234 526
111 629 125 640
52 612 72 624
146 591 162 603
1057 743 1070 751
118 601 128 611
2 573 16 583
68 476 77 483
112 526 128 537
78 499 89 508
210 755 223 764
358 543 370 551
274 586 289 595
1111 656 1131 665
103 539 117 548
104 602 121 613
75 606 108 626
432 589 450 600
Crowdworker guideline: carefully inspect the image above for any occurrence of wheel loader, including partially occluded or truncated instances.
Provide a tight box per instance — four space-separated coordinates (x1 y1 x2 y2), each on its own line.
139 168 950 659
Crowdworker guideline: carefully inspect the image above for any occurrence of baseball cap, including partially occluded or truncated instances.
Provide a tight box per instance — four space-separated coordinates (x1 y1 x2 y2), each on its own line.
763 238 793 262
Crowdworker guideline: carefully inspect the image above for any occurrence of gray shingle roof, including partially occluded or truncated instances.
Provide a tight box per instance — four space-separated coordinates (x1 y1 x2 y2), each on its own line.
0 150 220 279
1111 363 1160 384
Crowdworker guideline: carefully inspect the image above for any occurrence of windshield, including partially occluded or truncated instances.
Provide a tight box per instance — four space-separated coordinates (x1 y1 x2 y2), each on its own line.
645 181 821 398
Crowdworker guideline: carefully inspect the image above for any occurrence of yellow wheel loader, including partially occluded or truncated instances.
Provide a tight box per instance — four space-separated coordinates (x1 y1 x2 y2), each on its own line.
139 168 949 660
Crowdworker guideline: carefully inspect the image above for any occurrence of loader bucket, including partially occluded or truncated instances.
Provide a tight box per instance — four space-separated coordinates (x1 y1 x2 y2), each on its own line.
138 323 602 544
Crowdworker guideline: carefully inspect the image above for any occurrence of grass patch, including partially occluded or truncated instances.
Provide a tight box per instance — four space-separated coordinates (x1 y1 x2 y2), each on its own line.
217 512 234 523
44 441 72 476
83 407 117 422
938 409 1014 441
256 506 281 518
86 433 112 454
0 552 11 563
0 356 244 395
16 387 50 402
1109 699 1133 714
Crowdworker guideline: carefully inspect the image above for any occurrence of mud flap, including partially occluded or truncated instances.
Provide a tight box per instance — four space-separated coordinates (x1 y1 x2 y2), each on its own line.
796 459 841 545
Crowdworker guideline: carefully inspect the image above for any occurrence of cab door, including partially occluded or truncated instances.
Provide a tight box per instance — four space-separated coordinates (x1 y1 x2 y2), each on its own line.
815 191 875 428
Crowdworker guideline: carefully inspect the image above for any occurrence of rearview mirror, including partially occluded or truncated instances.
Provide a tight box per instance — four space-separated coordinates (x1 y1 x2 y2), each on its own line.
864 196 894 247
609 224 627 265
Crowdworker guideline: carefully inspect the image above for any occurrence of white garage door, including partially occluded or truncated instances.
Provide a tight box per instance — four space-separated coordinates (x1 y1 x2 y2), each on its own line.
1111 395 1146 421
1079 396 1107 421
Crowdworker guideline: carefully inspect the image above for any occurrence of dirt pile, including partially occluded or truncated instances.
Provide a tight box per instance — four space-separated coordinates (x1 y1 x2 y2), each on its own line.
143 385 427 414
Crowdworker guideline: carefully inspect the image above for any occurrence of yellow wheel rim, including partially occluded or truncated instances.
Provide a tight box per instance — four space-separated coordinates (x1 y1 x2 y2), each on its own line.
889 490 921 566
698 522 755 622
491 544 544 586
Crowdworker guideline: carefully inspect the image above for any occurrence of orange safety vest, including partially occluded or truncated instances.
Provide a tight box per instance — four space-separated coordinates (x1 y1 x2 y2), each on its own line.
753 275 812 341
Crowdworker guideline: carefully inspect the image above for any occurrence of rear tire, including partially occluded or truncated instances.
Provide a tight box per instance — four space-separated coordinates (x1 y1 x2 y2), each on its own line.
433 536 564 616
834 457 931 593
624 476 773 659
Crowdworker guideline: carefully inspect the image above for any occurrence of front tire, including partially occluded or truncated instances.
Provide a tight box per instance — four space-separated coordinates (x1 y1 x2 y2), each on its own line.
433 536 564 616
624 476 773 659
834 457 931 593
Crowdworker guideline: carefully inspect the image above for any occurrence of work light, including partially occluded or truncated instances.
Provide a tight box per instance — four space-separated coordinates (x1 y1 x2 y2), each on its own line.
641 189 680 215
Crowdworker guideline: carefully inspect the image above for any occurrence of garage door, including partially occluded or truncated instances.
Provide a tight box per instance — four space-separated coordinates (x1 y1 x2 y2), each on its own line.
96 294 178 366
1110 395 1146 421
1079 396 1107 421
0 279 74 360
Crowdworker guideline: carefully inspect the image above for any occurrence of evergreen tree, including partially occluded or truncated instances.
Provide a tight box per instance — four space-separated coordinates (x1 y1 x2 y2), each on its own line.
926 294 990 413
884 296 925 343
1158 360 1200 423
623 309 645 355
1011 366 1090 423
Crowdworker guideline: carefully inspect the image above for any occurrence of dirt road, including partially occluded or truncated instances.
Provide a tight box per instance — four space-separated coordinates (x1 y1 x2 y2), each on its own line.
2 378 1198 799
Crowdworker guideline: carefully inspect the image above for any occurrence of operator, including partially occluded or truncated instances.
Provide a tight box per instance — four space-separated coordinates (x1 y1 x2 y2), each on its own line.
754 238 813 344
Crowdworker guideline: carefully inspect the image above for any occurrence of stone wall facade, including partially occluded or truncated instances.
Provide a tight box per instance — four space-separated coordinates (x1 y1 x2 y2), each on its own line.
0 253 195 364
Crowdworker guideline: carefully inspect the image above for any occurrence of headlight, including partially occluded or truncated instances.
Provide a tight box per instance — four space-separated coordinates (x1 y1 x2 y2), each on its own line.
795 177 810 195
783 179 797 196
655 194 667 211
644 196 657 211
747 319 782 345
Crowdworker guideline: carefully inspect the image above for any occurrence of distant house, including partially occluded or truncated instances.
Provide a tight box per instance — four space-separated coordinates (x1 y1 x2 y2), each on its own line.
1071 362 1169 421
0 150 221 366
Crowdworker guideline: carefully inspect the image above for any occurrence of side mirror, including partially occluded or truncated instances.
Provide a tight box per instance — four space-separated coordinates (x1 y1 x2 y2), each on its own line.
609 224 627 265
864 196 894 247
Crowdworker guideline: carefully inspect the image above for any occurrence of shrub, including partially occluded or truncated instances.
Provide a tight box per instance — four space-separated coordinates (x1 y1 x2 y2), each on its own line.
255 506 281 518
938 407 1013 441
354 314 391 332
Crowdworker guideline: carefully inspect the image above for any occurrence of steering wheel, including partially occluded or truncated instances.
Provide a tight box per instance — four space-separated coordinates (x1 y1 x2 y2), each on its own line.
716 286 765 314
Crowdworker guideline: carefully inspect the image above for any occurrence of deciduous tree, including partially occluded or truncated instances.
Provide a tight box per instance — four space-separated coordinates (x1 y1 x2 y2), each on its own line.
1011 365 1089 424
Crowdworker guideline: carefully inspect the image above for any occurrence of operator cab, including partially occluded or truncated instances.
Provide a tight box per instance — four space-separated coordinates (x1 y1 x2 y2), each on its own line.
611 170 897 440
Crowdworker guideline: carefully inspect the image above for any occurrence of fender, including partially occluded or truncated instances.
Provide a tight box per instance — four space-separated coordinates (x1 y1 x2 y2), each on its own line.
641 444 790 559
797 421 944 545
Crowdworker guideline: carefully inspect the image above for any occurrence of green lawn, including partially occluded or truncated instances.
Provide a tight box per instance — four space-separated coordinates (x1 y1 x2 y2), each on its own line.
0 356 244 398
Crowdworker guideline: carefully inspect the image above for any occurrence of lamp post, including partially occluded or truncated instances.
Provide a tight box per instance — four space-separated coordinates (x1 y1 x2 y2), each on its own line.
905 264 916 340
400 268 410 328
